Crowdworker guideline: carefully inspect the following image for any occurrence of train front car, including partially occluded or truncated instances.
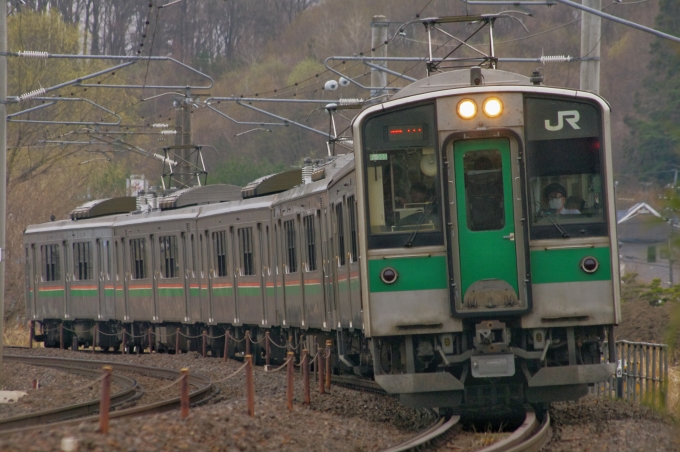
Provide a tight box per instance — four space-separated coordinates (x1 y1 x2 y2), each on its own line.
354 68 620 410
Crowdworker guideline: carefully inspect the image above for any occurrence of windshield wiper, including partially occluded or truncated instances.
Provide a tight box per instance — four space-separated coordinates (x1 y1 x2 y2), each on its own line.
534 201 570 238
404 202 434 247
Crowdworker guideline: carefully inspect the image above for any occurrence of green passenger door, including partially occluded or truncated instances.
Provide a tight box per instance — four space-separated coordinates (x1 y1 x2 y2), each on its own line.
454 138 519 308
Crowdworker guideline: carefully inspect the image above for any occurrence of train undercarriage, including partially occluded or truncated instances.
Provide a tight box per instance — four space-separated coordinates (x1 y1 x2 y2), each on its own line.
34 318 615 411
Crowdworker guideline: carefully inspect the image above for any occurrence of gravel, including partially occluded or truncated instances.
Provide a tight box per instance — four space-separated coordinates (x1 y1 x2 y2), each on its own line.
0 348 434 451
0 348 677 451
544 396 678 452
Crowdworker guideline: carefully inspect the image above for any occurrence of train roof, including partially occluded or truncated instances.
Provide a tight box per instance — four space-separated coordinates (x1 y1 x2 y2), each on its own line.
271 154 355 207
390 68 532 101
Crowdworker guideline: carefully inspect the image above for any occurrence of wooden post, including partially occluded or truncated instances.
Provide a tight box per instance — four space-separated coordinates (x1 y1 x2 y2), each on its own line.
176 328 180 354
28 320 34 349
245 354 255 417
180 368 189 419
99 366 112 434
265 331 271 368
245 330 251 357
59 324 64 350
302 348 310 406
122 327 127 355
288 334 293 352
223 331 229 363
148 328 153 354
325 339 332 392
318 348 325 395
202 330 207 358
286 351 294 411
93 324 97 353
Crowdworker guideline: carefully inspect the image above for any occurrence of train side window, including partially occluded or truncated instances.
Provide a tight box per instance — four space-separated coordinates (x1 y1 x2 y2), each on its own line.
283 219 297 273
73 241 93 281
130 238 147 280
264 225 271 271
336 203 346 266
101 240 111 280
115 241 120 280
159 235 179 278
347 196 358 262
212 231 227 277
190 234 196 276
303 214 317 271
238 227 254 276
41 244 60 282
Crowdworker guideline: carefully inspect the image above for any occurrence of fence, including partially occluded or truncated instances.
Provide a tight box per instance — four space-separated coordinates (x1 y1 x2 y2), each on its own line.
591 340 669 407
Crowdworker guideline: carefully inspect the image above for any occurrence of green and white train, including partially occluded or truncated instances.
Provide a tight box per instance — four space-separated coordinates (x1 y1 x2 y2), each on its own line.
24 66 620 409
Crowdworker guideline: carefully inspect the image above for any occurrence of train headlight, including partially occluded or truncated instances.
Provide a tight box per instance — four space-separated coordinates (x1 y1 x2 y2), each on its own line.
457 99 477 119
482 97 503 118
380 267 398 284
580 256 599 274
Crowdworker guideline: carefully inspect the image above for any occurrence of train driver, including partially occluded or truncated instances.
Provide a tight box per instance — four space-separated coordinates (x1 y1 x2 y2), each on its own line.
544 183 580 215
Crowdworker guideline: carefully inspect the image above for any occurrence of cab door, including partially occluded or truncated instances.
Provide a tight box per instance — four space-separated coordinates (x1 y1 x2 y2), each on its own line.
452 138 520 310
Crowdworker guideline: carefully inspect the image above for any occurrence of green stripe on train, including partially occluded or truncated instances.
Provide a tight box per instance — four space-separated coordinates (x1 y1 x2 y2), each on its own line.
530 246 612 284
238 287 261 296
158 288 184 297
129 288 153 297
38 290 64 298
368 255 448 293
212 287 234 297
71 289 98 297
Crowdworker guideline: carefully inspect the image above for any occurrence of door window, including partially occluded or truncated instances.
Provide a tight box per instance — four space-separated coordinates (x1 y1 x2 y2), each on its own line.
463 150 505 231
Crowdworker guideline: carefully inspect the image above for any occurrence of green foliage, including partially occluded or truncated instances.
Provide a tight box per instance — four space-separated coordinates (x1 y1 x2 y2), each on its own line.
210 156 286 187
625 0 680 183
286 58 325 87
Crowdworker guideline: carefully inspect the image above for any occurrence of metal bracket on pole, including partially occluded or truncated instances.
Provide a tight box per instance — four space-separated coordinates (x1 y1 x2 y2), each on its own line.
236 100 333 139
554 0 680 44
7 97 122 125
8 53 214 89
205 104 290 127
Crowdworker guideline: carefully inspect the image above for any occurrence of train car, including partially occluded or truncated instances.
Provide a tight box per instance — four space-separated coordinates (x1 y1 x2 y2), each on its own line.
353 67 619 408
24 65 620 411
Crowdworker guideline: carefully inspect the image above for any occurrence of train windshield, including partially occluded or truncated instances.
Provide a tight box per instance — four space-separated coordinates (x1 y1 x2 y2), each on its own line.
525 97 606 239
362 103 443 248
365 148 441 234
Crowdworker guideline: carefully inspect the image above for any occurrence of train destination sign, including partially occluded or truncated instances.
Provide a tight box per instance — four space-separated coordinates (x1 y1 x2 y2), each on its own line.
386 124 424 141
525 97 601 142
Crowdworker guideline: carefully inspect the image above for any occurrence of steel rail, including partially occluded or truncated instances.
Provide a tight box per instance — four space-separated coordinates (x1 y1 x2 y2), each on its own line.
0 356 139 431
0 354 217 437
330 374 387 394
476 411 552 452
382 414 461 452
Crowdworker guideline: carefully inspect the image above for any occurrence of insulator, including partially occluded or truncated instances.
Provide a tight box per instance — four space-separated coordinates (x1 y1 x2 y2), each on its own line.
18 87 46 102
338 98 363 107
539 55 572 64
18 50 49 58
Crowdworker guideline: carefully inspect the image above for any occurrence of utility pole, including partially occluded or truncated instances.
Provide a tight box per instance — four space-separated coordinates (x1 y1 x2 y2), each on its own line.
580 0 601 93
370 15 388 101
670 219 674 287
0 0 7 372
173 90 192 188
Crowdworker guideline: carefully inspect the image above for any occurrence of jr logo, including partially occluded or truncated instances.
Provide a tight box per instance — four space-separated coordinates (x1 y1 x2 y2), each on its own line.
544 110 581 131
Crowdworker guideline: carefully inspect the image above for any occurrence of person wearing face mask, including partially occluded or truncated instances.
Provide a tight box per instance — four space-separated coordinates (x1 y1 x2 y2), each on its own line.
544 183 580 214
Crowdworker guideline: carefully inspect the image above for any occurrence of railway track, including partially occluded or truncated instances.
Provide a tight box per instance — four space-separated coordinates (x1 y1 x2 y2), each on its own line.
0 354 217 437
381 410 551 452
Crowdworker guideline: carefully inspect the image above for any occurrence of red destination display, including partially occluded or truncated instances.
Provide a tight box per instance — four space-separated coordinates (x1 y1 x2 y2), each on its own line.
387 124 424 141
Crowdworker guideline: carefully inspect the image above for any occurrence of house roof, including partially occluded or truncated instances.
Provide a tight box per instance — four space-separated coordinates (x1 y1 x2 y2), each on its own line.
617 202 664 224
